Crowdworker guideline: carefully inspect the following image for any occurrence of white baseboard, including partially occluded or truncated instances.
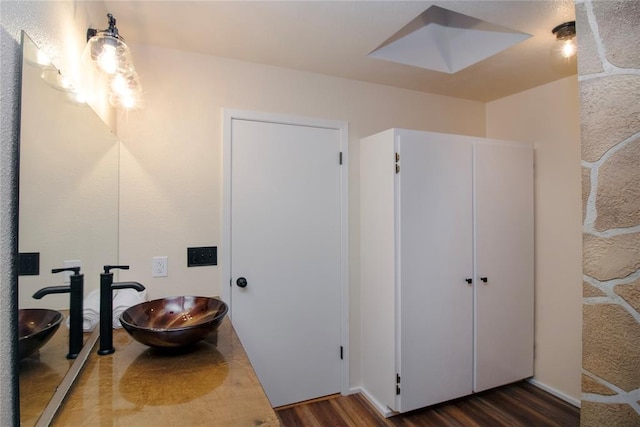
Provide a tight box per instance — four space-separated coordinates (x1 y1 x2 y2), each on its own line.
352 380 580 418
527 378 581 408
351 386 396 418
347 386 361 396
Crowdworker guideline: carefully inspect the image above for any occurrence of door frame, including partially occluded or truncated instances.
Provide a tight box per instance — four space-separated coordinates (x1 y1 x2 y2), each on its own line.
221 108 350 398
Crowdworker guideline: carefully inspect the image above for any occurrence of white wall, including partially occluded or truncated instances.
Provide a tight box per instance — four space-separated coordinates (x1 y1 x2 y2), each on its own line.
0 1 110 422
18 53 119 310
116 43 486 388
486 76 582 402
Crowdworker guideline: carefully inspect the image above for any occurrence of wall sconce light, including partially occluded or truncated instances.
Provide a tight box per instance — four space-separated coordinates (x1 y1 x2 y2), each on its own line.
551 21 577 60
82 13 142 110
40 69 86 104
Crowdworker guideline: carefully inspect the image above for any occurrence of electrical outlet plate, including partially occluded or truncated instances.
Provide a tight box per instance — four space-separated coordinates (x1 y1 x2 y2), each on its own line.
152 256 168 277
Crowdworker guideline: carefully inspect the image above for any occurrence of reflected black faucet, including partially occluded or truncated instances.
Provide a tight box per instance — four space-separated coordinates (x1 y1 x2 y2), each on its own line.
33 267 84 359
98 265 145 355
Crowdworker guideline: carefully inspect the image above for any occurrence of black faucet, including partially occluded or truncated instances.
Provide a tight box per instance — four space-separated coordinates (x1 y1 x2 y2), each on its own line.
32 267 84 359
98 265 145 355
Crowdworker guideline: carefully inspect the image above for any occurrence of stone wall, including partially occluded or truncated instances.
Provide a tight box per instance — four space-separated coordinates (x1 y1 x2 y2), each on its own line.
577 0 640 425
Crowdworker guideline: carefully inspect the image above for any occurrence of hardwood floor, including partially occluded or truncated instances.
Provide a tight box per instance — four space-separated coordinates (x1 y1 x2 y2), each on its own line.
276 381 580 427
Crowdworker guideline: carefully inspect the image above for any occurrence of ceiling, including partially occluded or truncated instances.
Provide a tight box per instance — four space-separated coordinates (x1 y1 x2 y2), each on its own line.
103 1 577 102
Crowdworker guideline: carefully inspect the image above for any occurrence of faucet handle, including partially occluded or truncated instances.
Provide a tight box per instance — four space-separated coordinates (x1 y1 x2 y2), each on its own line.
52 267 81 275
103 265 130 274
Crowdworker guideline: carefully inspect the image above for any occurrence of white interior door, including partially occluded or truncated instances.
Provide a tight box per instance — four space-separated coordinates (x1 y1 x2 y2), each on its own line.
397 131 474 412
228 117 343 407
474 141 534 392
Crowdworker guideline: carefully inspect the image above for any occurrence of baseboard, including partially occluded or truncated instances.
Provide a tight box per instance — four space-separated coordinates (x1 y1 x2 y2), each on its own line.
353 380 580 415
347 386 361 395
527 378 581 408
353 386 396 418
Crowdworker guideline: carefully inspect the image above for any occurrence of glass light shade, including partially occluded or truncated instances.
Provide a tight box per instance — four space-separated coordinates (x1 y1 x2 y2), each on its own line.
550 34 577 70
552 36 577 59
82 17 143 110
40 69 86 105
82 33 135 77
108 71 142 110
550 21 577 69
561 39 577 58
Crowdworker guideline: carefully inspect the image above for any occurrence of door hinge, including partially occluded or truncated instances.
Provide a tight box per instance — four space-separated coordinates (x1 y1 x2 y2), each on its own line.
229 278 232 287
395 152 400 174
339 152 343 165
340 346 344 360
396 373 401 395
395 152 400 162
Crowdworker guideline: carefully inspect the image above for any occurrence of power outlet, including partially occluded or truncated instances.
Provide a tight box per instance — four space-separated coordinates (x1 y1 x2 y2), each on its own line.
152 256 168 277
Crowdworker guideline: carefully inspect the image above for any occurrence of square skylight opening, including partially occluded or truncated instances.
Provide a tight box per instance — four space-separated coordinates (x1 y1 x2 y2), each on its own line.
369 5 531 74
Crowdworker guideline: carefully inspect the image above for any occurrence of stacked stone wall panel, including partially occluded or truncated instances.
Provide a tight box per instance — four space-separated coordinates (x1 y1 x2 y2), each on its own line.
579 0 640 424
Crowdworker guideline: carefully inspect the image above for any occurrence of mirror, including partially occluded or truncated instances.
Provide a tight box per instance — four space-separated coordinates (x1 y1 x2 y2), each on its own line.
17 32 119 426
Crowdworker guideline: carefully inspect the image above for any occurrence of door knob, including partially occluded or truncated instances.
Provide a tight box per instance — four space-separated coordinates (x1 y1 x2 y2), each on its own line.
465 278 473 284
480 277 488 283
236 277 248 288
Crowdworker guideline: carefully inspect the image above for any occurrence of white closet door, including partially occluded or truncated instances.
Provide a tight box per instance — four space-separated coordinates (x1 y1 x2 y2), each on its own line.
398 131 474 412
474 141 534 392
230 118 342 407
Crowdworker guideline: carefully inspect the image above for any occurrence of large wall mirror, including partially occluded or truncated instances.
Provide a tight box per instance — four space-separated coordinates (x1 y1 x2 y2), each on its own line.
17 32 119 426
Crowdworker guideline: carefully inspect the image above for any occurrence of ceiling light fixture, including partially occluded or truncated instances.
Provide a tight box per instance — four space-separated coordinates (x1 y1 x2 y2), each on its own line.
551 21 577 60
82 13 142 110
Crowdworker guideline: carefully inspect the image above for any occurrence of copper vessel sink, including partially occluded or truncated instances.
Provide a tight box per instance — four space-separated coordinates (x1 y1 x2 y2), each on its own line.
18 308 64 359
120 296 228 349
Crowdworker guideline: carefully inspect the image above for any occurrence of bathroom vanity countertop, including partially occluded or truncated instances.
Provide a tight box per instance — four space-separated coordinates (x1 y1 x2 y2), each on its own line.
51 318 280 426
19 310 91 426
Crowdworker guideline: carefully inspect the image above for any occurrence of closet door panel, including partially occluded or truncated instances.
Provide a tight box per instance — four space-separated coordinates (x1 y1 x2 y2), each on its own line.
361 130 398 411
474 142 534 392
398 131 474 412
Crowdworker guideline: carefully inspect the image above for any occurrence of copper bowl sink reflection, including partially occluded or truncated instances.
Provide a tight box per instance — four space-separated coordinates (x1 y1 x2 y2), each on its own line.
18 309 64 359
120 296 228 349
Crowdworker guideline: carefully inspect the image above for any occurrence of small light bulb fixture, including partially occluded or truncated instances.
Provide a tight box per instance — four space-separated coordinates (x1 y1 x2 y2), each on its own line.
82 13 142 110
551 21 577 60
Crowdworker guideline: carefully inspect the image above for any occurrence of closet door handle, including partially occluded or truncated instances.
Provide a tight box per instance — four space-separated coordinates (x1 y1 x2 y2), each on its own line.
465 278 473 284
480 277 488 283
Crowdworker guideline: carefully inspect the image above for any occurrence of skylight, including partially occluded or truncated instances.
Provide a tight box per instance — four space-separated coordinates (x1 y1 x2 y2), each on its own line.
369 6 531 74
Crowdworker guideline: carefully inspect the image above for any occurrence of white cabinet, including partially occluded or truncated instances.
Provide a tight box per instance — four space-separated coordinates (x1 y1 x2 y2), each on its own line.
360 129 533 415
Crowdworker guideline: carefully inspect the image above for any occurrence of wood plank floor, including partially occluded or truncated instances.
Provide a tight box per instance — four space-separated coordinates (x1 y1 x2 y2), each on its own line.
276 381 580 427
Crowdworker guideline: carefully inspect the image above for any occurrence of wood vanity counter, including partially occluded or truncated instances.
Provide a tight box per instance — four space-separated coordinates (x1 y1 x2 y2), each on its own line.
19 310 90 426
52 318 280 426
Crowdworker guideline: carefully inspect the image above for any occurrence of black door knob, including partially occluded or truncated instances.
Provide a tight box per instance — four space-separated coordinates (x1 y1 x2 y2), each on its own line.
465 278 473 284
481 277 488 283
236 277 248 288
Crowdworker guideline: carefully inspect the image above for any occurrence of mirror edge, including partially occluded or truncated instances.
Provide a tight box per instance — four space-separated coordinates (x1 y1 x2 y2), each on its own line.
11 30 26 427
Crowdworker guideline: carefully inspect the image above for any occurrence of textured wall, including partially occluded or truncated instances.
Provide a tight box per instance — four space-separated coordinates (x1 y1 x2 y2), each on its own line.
0 21 21 427
577 0 640 424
